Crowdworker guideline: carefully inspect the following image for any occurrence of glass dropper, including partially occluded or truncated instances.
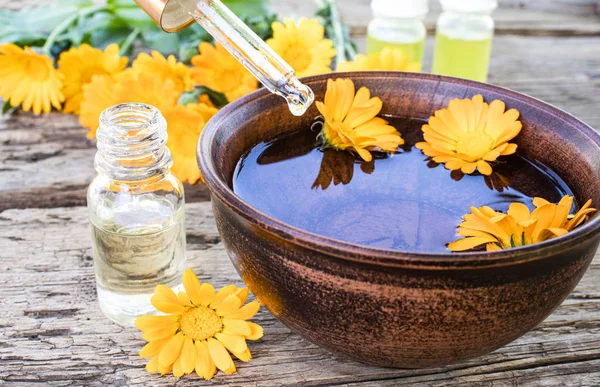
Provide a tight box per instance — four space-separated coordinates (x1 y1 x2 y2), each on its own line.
134 0 314 116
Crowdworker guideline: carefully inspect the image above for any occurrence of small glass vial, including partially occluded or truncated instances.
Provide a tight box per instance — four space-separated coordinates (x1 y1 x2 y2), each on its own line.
366 0 428 66
432 0 497 82
88 103 187 326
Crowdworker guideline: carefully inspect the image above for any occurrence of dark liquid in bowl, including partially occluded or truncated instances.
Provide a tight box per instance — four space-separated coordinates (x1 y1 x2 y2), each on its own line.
233 118 575 253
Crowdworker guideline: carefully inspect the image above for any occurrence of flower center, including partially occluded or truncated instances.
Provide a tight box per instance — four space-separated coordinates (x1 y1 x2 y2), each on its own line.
179 306 223 341
26 57 50 81
455 131 494 160
283 44 312 72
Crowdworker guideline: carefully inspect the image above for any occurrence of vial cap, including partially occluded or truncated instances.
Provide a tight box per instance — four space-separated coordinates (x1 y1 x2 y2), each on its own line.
371 0 429 19
134 0 194 33
440 0 498 13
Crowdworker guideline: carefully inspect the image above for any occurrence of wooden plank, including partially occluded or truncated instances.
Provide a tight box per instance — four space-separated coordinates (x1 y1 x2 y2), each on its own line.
1 203 599 386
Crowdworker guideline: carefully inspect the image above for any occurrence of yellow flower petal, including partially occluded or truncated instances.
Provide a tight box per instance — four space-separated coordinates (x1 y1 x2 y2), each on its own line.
337 47 420 72
216 333 248 354
450 196 595 252
418 95 521 175
182 268 203 305
195 340 217 380
224 300 261 321
210 284 239 310
245 322 264 340
58 43 127 114
222 319 252 336
217 294 243 317
447 236 497 251
0 44 64 115
151 285 187 314
180 337 197 375
146 356 159 373
234 287 250 304
135 314 180 332
197 283 216 307
158 332 185 369
79 74 117 137
267 17 335 77
139 337 171 359
207 338 236 374
191 42 258 102
317 78 403 161
131 50 192 94
172 354 184 378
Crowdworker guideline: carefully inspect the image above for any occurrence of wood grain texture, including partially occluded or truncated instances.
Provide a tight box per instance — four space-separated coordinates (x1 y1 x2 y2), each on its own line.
1 203 600 386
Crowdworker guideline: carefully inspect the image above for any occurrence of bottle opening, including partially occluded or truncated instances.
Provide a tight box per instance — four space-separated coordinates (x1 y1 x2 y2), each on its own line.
100 103 162 133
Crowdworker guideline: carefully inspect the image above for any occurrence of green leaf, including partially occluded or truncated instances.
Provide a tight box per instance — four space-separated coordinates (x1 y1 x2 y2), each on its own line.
2 100 14 115
107 0 156 30
222 0 272 19
0 2 94 46
179 86 228 108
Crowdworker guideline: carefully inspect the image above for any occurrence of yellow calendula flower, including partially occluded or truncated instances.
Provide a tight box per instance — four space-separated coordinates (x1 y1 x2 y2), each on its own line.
416 94 522 176
191 42 258 102
132 50 193 94
316 78 403 162
267 17 336 77
115 71 180 112
79 71 180 137
448 196 596 252
0 44 64 115
79 75 118 138
136 269 263 380
337 47 421 73
58 44 128 114
164 103 218 184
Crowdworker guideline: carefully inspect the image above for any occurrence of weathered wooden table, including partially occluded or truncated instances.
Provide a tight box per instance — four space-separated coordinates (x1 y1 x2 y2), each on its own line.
1 1 600 385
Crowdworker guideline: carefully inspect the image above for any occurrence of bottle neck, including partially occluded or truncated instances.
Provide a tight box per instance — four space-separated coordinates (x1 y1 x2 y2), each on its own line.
95 103 172 182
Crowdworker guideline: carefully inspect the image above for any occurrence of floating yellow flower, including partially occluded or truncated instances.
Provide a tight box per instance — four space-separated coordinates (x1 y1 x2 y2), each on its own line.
416 94 522 176
164 103 218 184
448 196 596 252
267 17 336 77
132 50 193 94
337 47 421 73
136 269 263 380
79 75 118 137
58 44 128 114
0 44 64 115
191 42 258 102
316 78 403 162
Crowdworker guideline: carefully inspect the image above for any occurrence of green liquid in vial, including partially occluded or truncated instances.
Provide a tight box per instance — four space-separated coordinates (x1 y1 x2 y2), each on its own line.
432 31 492 82
367 35 425 65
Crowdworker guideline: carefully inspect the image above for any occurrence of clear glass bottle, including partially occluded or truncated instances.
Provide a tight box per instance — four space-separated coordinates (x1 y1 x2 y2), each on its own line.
88 103 186 326
366 0 428 66
432 0 497 82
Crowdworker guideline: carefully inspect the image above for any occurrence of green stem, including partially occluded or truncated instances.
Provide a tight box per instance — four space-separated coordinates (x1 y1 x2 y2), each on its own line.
326 0 347 64
42 5 108 56
119 28 141 56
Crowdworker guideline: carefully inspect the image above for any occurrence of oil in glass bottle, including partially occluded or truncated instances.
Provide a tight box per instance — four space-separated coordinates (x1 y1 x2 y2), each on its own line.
367 0 428 66
432 0 497 82
88 103 186 326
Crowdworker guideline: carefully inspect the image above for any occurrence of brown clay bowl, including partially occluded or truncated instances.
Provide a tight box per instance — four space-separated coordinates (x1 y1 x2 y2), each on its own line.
197 72 600 368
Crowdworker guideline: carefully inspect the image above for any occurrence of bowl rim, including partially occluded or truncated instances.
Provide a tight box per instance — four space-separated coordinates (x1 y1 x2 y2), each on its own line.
198 71 600 270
